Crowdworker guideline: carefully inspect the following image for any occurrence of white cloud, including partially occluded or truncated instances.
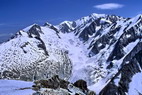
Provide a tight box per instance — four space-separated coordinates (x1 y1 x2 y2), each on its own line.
0 34 9 37
94 3 124 10
0 33 14 37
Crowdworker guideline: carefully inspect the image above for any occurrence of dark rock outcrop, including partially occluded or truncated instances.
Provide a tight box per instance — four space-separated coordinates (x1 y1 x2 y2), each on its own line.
33 75 69 90
100 44 142 95
28 24 43 38
33 75 96 95
73 79 88 93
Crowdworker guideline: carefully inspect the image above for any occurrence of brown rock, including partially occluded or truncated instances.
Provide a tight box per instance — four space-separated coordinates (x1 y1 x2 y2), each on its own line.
33 75 69 90
73 79 88 92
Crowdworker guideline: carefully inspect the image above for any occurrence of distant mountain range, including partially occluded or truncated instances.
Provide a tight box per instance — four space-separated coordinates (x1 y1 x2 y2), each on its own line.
0 13 142 95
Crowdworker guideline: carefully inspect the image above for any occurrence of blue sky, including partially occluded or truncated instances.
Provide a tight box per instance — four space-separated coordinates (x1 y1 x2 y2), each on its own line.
0 0 142 42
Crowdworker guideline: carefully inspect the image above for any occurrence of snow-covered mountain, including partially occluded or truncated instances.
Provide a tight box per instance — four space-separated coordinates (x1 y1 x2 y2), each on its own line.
0 13 142 95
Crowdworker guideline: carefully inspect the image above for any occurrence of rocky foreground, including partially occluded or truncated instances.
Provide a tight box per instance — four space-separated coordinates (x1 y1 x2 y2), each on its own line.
32 75 96 95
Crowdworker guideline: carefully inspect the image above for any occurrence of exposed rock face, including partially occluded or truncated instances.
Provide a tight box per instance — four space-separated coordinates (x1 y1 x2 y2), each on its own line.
73 80 88 93
28 24 43 38
100 45 142 95
33 75 69 90
58 14 142 94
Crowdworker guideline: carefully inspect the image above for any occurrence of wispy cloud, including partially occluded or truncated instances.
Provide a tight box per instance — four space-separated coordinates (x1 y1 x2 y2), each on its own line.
0 33 12 37
94 3 124 10
0 23 6 26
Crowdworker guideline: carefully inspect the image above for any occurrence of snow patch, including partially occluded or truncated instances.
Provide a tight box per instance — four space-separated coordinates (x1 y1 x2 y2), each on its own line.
128 72 142 95
0 80 34 95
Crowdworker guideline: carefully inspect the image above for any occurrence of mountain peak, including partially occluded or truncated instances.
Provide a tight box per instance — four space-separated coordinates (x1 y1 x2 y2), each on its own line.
44 22 53 27
23 23 38 32
91 13 106 18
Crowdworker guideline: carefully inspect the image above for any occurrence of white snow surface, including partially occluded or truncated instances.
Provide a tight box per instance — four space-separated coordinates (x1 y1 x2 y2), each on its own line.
0 80 34 95
128 72 142 95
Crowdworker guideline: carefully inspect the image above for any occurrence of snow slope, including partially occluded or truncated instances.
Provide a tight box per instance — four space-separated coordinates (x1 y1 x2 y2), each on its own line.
128 72 142 95
0 80 34 95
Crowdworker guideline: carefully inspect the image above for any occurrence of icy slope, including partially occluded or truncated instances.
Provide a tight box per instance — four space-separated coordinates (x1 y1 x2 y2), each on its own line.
128 72 142 95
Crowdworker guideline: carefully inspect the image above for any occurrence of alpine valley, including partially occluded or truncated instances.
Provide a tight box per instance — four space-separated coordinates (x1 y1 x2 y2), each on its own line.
0 13 142 95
